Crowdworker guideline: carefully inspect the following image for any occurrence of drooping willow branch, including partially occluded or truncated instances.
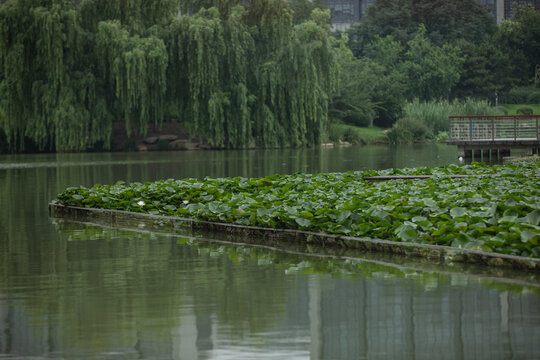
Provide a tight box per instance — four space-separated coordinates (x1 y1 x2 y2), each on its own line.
0 0 336 152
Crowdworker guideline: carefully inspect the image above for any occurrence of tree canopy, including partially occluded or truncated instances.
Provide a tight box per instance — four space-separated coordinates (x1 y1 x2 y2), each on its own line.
347 0 497 56
0 0 336 152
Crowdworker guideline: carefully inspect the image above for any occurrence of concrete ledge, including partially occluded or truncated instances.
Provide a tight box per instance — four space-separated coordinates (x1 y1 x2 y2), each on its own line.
49 203 540 272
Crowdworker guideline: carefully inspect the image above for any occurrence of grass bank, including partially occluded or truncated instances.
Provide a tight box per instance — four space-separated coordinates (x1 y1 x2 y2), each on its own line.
499 104 540 115
327 121 388 144
54 162 540 258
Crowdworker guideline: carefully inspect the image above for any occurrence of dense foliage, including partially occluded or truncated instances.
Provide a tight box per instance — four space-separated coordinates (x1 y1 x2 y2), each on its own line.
2 0 539 151
54 162 540 258
500 87 540 105
329 35 405 129
387 98 499 143
0 0 336 152
333 0 540 131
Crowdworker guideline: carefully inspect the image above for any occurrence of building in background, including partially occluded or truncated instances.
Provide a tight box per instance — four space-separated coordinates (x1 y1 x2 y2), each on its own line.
323 0 373 31
324 0 540 31
502 0 540 19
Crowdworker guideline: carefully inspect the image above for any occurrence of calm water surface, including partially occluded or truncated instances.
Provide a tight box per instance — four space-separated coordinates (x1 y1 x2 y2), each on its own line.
0 144 539 359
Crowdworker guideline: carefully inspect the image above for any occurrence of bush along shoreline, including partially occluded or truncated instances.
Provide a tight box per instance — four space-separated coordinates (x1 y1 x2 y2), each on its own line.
53 162 540 258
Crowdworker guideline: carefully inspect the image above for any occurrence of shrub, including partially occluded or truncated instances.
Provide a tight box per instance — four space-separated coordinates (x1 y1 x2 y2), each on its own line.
435 131 449 142
342 128 361 143
516 107 533 115
386 117 430 144
500 87 540 104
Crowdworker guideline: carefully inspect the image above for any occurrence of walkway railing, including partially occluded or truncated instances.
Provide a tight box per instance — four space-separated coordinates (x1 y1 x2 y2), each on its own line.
448 115 540 141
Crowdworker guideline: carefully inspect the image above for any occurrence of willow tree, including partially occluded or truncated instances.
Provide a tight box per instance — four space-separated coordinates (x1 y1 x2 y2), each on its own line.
286 9 336 145
96 21 168 136
78 0 181 32
165 0 336 148
1 0 337 153
0 0 112 152
247 5 336 147
218 5 254 148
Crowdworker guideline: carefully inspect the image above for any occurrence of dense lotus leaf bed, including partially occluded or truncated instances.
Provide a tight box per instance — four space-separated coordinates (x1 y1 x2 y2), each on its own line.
54 162 540 258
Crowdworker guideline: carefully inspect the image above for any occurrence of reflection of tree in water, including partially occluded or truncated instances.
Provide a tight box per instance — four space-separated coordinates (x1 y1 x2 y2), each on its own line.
57 224 540 359
1 221 540 358
0 223 298 357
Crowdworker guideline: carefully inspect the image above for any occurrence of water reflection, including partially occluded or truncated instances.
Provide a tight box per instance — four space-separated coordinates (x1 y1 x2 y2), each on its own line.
1 145 538 359
1 223 539 359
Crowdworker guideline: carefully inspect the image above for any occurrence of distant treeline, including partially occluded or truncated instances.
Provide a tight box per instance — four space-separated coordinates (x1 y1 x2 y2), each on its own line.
0 0 336 152
1 0 539 153
329 0 540 130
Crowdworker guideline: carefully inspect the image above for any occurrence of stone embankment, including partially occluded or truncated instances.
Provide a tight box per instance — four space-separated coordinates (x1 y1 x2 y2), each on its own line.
49 203 540 272
112 121 210 151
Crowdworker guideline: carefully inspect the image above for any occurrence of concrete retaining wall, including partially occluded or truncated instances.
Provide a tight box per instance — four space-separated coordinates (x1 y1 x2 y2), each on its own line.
49 203 540 272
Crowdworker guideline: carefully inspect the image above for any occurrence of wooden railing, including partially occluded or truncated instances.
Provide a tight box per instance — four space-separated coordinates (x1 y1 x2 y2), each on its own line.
448 115 540 142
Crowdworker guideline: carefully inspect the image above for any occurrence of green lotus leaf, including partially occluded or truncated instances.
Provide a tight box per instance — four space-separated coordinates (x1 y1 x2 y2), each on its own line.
526 210 540 226
498 216 518 223
295 218 311 228
395 225 418 242
257 207 273 217
337 210 352 223
520 230 540 245
450 207 467 218
422 198 437 207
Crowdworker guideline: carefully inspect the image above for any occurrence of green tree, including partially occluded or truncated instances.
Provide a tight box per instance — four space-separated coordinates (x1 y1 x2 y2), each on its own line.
452 39 519 99
330 35 404 128
0 0 337 153
346 0 496 56
96 21 168 136
364 35 403 70
494 4 540 85
0 0 112 152
401 25 464 100
330 36 377 127
290 0 328 25
78 0 180 32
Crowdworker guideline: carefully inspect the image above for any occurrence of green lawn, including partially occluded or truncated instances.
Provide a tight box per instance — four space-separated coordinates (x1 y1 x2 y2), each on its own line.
499 104 540 115
328 121 388 144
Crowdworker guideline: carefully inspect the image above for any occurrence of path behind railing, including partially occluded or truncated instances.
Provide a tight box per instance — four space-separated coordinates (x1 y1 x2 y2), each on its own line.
447 115 540 159
449 115 540 141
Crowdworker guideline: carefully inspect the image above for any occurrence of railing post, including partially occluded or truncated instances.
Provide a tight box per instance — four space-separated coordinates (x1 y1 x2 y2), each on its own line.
491 117 495 141
537 117 539 140
514 117 517 141
470 118 474 140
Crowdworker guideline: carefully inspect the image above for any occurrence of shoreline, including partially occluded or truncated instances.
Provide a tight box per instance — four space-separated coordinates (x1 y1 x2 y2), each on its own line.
49 203 540 272
50 162 540 266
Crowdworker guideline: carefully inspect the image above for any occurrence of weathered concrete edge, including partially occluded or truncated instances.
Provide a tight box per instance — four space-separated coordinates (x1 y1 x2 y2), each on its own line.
49 203 540 272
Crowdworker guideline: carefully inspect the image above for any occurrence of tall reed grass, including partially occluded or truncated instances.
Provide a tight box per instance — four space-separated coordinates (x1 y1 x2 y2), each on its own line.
387 98 499 143
403 98 499 134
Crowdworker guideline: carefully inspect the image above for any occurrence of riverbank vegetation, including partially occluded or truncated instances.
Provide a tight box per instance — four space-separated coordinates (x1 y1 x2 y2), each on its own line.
1 0 539 153
54 162 540 258
499 104 540 116
0 0 336 152
327 121 386 145
387 98 500 144
336 0 540 143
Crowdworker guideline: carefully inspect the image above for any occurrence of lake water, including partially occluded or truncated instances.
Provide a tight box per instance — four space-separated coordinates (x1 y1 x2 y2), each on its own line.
1 144 539 359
